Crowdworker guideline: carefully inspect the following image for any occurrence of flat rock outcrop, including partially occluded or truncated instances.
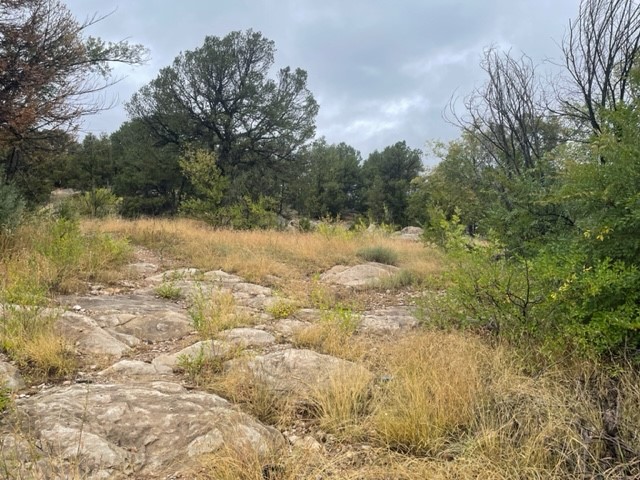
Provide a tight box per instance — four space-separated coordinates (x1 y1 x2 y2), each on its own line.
360 306 418 333
2 260 421 477
7 382 284 479
228 348 371 394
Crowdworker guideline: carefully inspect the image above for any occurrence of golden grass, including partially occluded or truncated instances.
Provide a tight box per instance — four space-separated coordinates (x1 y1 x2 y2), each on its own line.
85 217 443 301
370 332 490 455
309 366 373 440
0 307 76 382
3 218 639 478
209 361 289 426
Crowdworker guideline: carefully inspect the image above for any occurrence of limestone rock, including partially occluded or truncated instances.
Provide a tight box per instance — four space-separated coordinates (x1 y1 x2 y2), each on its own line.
360 306 418 333
59 296 193 344
218 328 275 347
229 348 371 394
320 262 400 287
108 310 193 343
394 226 423 241
8 382 284 478
98 360 167 378
55 312 130 358
0 361 25 391
145 268 200 284
202 270 243 285
152 340 230 374
126 262 158 275
270 319 311 337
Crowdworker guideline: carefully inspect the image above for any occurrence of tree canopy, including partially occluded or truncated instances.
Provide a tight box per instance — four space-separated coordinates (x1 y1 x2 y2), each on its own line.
0 0 147 196
127 29 319 201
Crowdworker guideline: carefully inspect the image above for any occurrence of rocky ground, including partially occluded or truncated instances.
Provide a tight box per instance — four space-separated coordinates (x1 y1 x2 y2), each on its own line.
0 246 423 479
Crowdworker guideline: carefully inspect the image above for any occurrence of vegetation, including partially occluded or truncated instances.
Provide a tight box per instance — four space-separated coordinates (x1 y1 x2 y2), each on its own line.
2 0 640 477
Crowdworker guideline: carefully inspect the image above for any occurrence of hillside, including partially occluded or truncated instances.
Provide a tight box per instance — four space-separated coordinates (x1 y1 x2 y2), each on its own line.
1 218 638 479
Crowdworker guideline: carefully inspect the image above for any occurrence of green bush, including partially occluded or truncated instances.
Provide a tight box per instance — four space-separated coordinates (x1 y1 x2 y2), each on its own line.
0 182 25 233
57 188 121 219
356 246 398 265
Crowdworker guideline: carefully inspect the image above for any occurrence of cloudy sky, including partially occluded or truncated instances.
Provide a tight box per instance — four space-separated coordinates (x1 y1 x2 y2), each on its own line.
65 0 579 162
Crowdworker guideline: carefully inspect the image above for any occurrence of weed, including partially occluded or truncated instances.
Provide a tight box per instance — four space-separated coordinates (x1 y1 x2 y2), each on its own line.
0 387 10 412
370 332 489 455
177 342 243 386
211 362 288 426
320 303 361 335
310 367 372 439
154 281 182 300
266 298 298 319
356 246 399 265
189 288 250 337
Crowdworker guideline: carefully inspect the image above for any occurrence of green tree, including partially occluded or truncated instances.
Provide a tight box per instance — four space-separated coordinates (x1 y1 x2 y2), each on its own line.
111 120 184 216
362 141 422 226
415 136 488 236
127 29 318 202
294 139 363 218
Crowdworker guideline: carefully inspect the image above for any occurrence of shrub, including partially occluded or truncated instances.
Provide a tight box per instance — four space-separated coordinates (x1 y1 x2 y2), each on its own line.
57 188 121 219
0 182 25 233
356 246 398 265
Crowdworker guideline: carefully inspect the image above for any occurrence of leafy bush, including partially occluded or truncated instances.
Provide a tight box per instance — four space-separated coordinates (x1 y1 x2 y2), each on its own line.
356 246 398 265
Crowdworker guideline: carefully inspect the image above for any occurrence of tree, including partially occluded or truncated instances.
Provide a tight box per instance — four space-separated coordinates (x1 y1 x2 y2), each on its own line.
0 0 147 186
294 139 363 218
127 29 318 201
110 120 184 216
560 0 640 136
449 48 559 178
362 141 422 226
416 136 488 236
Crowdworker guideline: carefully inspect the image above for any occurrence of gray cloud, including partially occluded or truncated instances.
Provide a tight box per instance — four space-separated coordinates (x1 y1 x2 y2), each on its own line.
65 0 579 162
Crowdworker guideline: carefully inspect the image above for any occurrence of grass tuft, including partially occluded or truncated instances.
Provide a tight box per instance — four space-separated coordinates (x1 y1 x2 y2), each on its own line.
189 288 250 337
356 246 399 265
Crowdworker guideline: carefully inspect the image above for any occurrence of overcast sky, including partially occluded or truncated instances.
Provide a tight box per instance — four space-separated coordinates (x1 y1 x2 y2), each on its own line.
65 0 579 163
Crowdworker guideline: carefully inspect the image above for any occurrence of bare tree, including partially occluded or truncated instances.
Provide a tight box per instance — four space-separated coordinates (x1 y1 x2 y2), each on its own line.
560 0 640 135
0 0 147 182
448 48 558 178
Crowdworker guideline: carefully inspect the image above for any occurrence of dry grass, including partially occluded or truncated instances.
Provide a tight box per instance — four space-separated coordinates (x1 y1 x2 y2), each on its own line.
0 307 76 382
3 217 640 478
209 361 290 426
309 366 373 440
189 288 252 338
370 332 490 455
85 217 442 301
